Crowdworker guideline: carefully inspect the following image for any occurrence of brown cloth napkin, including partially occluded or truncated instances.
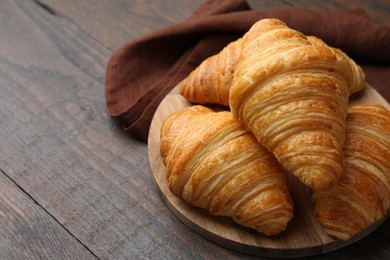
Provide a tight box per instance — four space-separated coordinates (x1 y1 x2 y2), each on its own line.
105 0 390 142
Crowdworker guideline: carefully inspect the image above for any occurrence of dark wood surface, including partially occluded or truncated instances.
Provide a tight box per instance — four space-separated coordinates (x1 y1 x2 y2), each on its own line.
0 0 389 259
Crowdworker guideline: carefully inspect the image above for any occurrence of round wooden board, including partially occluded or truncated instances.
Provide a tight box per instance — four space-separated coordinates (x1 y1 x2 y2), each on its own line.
147 83 390 258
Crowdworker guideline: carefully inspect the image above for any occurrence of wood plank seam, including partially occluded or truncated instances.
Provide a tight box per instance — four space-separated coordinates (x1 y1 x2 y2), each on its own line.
32 0 58 16
26 0 115 54
0 167 100 259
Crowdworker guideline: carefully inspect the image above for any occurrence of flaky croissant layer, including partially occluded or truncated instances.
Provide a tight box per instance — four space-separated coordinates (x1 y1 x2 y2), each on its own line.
230 18 362 191
160 105 293 236
180 38 243 106
313 104 390 240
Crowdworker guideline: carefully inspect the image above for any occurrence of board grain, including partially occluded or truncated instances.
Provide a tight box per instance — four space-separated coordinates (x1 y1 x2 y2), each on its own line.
148 83 390 258
0 171 97 259
1 1 246 258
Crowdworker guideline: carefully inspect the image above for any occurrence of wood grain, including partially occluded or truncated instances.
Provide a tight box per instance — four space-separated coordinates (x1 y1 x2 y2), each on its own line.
148 83 390 258
0 170 96 259
0 0 246 259
38 0 205 50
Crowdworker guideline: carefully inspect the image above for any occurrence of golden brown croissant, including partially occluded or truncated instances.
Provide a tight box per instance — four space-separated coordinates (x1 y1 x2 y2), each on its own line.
312 104 390 240
180 19 365 106
160 105 293 236
230 18 362 191
179 38 243 106
306 36 365 95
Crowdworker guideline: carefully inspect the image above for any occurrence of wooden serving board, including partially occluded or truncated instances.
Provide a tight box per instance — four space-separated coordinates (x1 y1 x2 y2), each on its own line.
147 83 390 258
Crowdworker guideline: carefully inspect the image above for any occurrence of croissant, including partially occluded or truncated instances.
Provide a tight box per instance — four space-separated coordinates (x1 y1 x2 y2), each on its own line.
312 104 390 240
160 105 293 236
230 18 362 191
180 38 243 106
180 19 365 106
306 36 365 95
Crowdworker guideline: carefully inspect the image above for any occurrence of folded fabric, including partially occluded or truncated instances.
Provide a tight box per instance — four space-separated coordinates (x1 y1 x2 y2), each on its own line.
105 0 390 142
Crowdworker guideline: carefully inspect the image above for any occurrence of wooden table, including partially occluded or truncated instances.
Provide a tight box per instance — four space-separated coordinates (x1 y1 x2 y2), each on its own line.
0 0 389 259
